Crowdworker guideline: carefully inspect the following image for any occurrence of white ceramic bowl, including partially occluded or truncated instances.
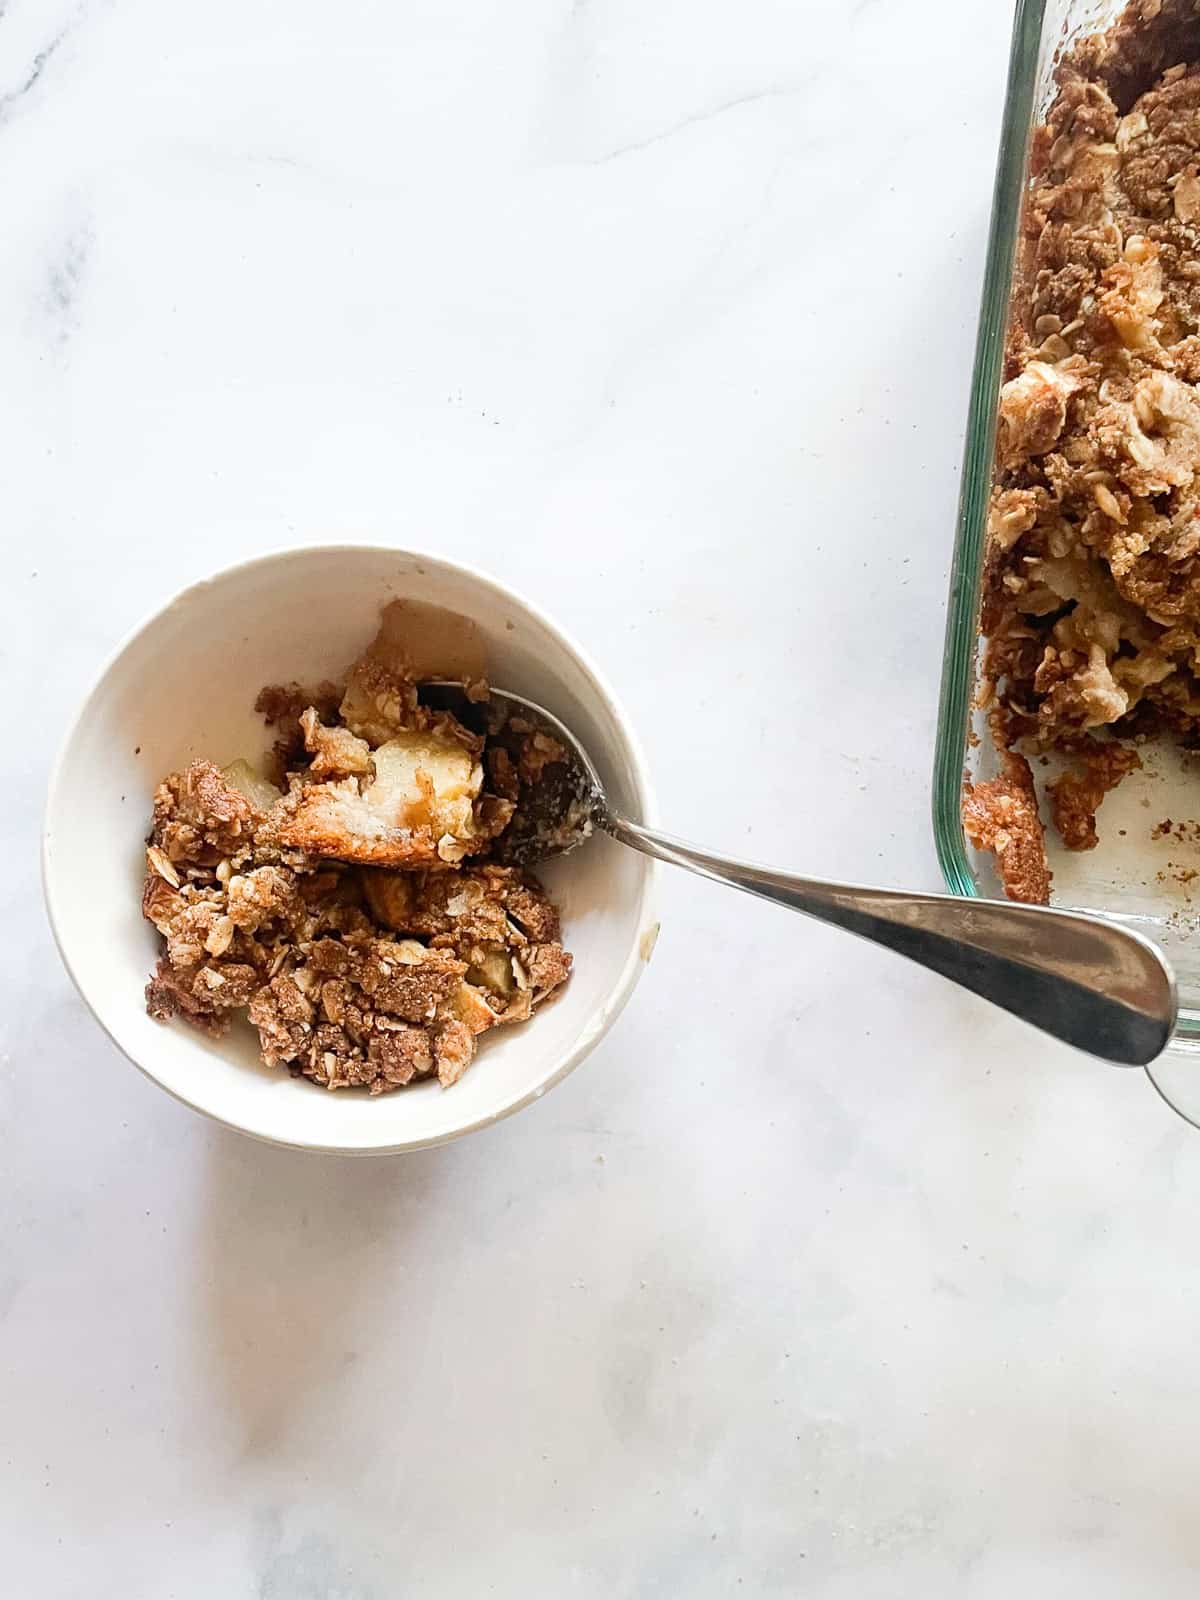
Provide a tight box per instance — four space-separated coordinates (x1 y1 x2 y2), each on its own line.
43 547 657 1153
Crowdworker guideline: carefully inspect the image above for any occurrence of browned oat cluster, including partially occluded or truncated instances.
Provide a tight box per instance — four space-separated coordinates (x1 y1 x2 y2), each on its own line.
968 0 1200 901
142 609 574 1094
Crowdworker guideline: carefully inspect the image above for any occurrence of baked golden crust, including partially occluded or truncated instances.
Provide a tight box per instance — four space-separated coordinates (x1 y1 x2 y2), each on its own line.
275 780 451 868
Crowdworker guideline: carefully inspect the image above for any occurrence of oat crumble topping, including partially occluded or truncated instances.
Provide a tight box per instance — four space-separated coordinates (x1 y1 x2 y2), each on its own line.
142 607 574 1094
969 0 1200 902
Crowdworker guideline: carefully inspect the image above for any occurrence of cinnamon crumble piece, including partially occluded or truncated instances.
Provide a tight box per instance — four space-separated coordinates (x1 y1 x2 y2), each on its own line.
1048 743 1143 850
971 1 1200 899
141 607 574 1094
254 681 343 786
962 752 1053 905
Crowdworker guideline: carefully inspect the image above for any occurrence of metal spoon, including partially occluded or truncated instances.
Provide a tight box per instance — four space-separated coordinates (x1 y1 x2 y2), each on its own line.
425 684 1178 1066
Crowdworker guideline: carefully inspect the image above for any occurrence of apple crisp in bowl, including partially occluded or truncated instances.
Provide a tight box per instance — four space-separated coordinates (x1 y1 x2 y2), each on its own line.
43 546 656 1153
141 604 576 1095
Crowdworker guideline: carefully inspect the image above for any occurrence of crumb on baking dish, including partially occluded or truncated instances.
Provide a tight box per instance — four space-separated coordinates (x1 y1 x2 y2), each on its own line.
962 751 1053 905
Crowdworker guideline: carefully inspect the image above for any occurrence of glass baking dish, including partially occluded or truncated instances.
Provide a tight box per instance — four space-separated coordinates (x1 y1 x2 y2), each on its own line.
933 0 1200 1121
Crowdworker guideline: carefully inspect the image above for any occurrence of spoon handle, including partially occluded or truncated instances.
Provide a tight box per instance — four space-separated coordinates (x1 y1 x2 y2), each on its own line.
603 813 1177 1066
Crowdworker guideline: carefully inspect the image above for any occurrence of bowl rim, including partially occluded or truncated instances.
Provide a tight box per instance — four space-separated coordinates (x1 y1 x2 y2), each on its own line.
42 542 659 1155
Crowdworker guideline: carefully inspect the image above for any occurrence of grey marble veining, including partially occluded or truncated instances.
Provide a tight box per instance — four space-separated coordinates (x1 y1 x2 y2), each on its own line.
5 0 1200 1594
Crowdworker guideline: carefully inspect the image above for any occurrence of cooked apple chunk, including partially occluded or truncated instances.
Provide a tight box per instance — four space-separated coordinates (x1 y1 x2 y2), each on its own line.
221 759 283 813
277 727 491 866
373 730 480 834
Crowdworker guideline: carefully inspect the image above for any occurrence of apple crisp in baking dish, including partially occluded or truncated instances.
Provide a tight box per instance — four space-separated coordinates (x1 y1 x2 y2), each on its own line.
967 0 1200 902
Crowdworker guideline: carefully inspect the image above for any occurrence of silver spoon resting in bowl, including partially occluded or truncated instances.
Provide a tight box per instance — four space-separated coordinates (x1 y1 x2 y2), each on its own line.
423 683 1178 1067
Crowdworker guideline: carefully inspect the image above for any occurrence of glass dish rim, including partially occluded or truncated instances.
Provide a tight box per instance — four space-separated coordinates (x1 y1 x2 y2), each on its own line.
932 0 1044 902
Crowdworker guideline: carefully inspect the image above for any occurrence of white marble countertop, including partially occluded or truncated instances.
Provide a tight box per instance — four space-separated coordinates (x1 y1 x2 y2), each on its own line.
7 0 1200 1593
